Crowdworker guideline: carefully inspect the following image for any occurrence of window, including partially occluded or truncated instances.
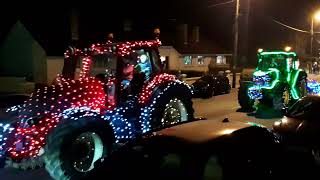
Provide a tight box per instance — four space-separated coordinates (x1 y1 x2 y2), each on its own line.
131 49 153 80
184 56 192 65
216 56 226 64
90 54 117 76
150 50 162 73
160 56 169 70
197 56 204 65
160 56 166 63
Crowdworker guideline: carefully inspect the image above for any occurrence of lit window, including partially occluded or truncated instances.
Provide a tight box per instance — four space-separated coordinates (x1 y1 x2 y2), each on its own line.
197 56 204 65
160 56 166 63
216 56 226 64
184 56 192 65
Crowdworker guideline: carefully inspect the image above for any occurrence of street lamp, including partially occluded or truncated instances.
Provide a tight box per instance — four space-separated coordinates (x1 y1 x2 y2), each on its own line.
311 10 320 56
315 11 320 21
284 46 292 52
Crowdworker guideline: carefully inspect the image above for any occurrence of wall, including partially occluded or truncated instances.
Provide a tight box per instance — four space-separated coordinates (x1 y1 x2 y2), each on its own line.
32 38 47 84
47 56 64 84
159 46 181 70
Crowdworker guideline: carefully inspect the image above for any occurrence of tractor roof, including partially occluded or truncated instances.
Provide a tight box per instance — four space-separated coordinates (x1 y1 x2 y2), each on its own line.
64 40 161 58
259 51 297 57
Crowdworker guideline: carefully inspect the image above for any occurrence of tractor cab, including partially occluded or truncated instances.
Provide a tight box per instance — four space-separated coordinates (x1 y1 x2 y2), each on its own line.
61 40 164 107
253 51 300 89
257 51 299 72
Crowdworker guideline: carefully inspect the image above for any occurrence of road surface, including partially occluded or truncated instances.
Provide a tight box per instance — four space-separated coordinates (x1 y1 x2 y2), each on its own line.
0 89 280 179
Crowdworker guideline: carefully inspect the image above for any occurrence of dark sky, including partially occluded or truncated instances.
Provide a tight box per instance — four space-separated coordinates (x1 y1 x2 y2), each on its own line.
0 0 319 56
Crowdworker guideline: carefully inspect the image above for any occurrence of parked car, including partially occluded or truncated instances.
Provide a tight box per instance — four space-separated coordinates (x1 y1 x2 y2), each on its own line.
86 118 318 180
273 95 320 160
192 73 231 98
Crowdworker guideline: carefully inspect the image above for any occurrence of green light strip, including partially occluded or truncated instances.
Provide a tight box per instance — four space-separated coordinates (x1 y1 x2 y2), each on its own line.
287 72 291 82
290 70 302 100
260 51 297 56
253 68 280 90
264 80 279 89
268 68 280 80
286 58 291 82
286 58 291 72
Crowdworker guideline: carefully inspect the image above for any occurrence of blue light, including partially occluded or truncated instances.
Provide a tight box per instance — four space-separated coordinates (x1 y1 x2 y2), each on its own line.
0 124 14 158
307 80 320 95
248 87 263 100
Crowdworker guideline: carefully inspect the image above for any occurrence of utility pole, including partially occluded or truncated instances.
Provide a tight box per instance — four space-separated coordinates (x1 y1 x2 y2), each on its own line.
232 0 240 88
311 18 314 56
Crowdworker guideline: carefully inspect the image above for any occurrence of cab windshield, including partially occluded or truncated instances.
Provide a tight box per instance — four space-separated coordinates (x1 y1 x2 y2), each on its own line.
258 55 287 71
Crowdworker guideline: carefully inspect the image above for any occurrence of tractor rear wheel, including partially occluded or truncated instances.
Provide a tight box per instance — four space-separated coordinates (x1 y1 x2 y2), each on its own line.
44 116 114 180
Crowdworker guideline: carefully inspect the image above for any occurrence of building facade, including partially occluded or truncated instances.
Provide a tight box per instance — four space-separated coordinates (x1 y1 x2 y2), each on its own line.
159 46 232 72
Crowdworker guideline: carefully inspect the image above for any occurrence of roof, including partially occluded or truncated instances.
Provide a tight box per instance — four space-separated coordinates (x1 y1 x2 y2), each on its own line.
175 35 231 55
0 20 69 56
64 40 161 57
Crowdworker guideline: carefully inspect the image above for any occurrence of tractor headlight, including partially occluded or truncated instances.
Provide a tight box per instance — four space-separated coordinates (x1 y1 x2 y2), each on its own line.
253 74 272 87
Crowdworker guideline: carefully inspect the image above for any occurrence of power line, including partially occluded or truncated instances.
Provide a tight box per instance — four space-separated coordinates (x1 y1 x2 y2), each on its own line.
208 0 234 8
272 18 320 34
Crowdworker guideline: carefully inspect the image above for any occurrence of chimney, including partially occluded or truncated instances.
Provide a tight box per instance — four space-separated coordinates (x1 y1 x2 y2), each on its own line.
176 24 188 46
183 24 188 45
124 19 132 32
70 8 79 42
192 26 200 43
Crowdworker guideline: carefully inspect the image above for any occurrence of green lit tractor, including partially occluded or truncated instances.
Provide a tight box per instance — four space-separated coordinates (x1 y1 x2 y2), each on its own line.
238 51 308 113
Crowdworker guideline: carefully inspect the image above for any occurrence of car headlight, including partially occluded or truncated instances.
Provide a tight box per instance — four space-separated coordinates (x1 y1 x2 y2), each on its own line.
274 118 289 127
274 121 281 126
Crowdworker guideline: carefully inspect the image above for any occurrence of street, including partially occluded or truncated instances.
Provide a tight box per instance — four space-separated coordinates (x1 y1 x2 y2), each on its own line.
0 88 281 180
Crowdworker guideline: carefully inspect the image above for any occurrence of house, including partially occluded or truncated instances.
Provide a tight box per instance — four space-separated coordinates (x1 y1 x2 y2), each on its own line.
159 46 232 73
159 24 232 74
0 21 66 93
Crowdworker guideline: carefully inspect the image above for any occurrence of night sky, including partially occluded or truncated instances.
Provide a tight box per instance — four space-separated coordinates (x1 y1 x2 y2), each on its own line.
0 0 319 58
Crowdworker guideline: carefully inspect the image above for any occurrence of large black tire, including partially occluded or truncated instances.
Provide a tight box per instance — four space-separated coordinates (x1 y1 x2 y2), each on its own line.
238 69 254 112
141 82 194 131
43 116 114 180
270 85 288 111
238 81 254 112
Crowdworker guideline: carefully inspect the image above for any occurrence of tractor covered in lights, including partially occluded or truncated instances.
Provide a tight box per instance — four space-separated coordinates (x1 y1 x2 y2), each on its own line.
241 51 308 111
0 39 194 180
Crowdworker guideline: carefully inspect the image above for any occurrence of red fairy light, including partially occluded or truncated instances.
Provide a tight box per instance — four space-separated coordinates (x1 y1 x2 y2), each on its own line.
138 74 176 104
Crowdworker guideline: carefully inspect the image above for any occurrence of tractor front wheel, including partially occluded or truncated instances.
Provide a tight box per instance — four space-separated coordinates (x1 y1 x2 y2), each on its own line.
238 81 254 112
141 83 194 132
